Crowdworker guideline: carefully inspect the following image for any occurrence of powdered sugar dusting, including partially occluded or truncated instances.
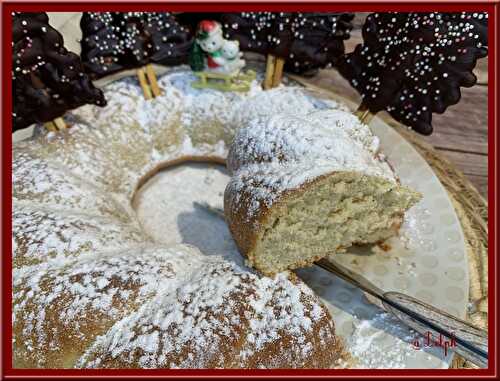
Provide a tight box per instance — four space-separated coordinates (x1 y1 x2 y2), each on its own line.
226 109 398 219
12 206 144 269
13 246 185 367
228 110 391 176
76 254 332 369
13 149 132 223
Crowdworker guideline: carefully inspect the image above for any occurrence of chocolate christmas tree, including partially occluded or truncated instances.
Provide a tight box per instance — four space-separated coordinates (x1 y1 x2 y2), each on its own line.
283 12 354 74
80 12 193 78
12 12 106 132
338 12 488 135
220 12 354 81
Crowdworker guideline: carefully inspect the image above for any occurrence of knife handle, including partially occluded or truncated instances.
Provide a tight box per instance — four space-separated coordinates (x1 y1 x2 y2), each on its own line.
383 291 488 368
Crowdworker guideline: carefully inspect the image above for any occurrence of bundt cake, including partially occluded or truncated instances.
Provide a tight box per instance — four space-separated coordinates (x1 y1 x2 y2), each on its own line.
224 110 421 275
13 68 349 368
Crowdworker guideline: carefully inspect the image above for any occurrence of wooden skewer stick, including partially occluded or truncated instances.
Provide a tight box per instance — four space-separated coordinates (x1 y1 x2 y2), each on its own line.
263 54 276 90
53 117 67 130
137 67 153 100
271 57 285 88
145 64 162 97
44 121 57 132
354 102 376 124
43 116 67 132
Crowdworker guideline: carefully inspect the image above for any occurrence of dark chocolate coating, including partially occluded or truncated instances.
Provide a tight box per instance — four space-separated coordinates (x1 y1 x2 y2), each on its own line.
12 12 106 131
220 12 354 74
338 12 488 135
80 12 193 78
284 13 354 73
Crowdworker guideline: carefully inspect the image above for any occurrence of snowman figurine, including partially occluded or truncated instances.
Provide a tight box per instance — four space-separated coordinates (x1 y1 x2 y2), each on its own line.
189 20 245 74
220 39 245 73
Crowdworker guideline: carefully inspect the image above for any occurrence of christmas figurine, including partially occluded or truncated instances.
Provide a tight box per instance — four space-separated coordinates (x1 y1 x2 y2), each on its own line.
189 20 255 92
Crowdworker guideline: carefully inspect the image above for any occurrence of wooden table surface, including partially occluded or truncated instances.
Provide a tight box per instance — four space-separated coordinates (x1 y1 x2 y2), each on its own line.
307 28 488 200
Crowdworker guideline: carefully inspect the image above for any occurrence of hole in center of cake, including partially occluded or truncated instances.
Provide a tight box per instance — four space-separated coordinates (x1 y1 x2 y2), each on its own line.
133 161 243 264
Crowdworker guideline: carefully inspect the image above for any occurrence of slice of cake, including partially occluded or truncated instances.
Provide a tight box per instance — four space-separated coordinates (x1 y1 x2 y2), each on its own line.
224 110 421 275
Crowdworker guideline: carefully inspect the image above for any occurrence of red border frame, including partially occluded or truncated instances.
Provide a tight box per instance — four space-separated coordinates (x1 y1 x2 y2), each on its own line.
1 2 498 379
